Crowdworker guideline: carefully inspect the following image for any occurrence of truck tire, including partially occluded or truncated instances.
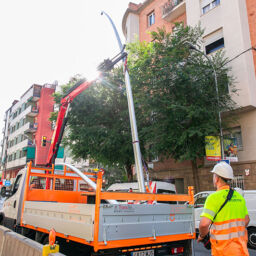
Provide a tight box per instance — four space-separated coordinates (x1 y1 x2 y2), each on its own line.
183 239 192 256
35 231 47 244
21 227 35 240
0 213 4 225
248 227 256 250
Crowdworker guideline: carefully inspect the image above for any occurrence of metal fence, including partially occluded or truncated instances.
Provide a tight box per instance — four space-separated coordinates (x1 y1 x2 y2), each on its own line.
230 175 244 189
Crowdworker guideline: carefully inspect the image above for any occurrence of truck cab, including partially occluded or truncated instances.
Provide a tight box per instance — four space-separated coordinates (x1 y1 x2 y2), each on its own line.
0 168 26 230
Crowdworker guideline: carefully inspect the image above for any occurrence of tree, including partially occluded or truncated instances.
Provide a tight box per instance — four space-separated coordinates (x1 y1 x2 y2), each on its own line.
52 24 235 191
52 69 149 182
127 24 236 192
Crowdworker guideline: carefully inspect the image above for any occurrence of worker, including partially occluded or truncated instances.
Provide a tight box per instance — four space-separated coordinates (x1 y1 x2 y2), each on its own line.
197 161 250 255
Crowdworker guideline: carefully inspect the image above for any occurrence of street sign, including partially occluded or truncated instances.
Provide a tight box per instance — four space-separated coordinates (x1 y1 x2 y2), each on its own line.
4 180 11 187
218 159 230 164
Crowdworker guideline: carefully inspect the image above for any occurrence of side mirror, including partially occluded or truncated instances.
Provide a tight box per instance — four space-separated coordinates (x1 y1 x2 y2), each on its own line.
0 187 6 197
0 187 12 197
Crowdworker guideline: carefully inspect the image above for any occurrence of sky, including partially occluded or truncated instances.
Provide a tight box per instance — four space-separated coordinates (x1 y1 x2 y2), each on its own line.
0 0 142 133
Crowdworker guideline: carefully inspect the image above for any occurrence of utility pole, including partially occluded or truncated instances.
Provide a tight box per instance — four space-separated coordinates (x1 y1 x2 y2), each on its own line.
101 11 146 192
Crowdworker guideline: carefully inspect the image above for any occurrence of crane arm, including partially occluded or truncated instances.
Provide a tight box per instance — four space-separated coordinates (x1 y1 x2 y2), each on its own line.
46 79 96 165
46 48 126 166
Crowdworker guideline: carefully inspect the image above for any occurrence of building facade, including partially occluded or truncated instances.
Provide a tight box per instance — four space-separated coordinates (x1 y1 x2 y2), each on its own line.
122 0 256 192
0 84 56 184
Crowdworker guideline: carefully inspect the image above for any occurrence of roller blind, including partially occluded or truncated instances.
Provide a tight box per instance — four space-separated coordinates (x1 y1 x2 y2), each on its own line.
201 0 212 8
203 29 223 46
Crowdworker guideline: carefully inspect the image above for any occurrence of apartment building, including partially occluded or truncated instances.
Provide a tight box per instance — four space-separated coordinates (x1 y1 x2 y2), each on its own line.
0 84 56 184
122 0 256 192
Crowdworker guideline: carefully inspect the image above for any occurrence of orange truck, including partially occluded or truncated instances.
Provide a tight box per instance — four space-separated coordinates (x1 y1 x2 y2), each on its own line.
0 161 195 256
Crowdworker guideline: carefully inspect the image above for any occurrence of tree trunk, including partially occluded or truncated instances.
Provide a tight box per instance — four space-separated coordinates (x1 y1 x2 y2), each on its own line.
125 163 133 182
191 160 200 193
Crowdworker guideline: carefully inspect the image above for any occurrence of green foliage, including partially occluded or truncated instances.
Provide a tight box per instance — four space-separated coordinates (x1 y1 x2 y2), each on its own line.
128 24 236 162
53 24 235 186
61 68 148 180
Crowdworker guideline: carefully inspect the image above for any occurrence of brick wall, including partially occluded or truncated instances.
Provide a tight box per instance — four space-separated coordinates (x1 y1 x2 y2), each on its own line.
246 0 256 76
139 0 186 42
150 160 256 193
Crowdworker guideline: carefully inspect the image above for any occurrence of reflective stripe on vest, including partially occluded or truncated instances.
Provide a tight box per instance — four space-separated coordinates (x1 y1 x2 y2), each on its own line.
203 208 216 218
211 218 246 241
211 231 245 240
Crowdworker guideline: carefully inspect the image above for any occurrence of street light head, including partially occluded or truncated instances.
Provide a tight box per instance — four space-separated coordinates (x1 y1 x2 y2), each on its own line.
97 51 127 73
97 58 113 73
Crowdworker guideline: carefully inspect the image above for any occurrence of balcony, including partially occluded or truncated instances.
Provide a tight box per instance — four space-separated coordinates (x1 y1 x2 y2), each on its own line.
6 156 27 169
28 91 40 102
24 122 37 134
26 106 39 117
23 85 41 103
162 0 186 22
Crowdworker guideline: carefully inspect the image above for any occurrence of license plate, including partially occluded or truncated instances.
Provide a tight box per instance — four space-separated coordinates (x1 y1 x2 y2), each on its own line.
132 249 154 256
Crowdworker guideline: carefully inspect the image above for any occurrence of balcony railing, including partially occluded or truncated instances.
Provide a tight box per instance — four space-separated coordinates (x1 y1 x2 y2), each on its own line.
24 122 37 133
30 90 40 101
26 106 39 117
162 0 185 22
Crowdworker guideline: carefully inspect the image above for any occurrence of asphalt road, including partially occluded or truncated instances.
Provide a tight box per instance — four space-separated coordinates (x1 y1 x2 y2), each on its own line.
193 241 256 256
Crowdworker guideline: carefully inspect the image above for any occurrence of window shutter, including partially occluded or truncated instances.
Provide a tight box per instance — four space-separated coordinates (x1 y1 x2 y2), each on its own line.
201 0 212 8
204 28 223 46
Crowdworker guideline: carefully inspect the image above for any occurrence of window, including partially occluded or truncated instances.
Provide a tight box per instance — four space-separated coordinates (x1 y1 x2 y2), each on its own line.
12 174 22 195
202 4 211 14
204 29 224 55
148 11 155 27
212 0 220 8
8 155 12 162
21 103 26 111
205 37 224 54
201 0 220 14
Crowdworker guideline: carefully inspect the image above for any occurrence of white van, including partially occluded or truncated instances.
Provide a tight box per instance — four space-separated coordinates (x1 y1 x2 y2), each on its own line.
107 181 177 204
194 189 256 249
107 181 176 193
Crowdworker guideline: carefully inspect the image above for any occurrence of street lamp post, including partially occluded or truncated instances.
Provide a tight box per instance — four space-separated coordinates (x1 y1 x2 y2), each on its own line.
187 43 224 159
101 11 146 192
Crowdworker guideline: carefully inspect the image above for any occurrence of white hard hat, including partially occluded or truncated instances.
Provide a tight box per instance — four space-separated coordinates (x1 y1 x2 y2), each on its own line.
211 161 234 180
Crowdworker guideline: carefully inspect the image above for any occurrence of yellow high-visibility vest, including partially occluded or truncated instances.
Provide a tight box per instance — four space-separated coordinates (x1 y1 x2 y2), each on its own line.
201 185 249 256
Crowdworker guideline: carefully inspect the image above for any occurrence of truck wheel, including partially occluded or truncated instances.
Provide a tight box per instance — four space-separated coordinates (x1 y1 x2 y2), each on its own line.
21 227 35 240
248 227 256 249
42 235 49 245
183 239 192 256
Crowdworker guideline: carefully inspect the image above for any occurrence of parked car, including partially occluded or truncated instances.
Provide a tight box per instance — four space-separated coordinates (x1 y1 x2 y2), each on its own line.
107 181 177 204
193 189 256 249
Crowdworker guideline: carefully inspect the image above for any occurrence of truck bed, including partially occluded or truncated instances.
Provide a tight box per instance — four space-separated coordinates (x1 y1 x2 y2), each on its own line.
20 163 195 251
23 201 194 243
